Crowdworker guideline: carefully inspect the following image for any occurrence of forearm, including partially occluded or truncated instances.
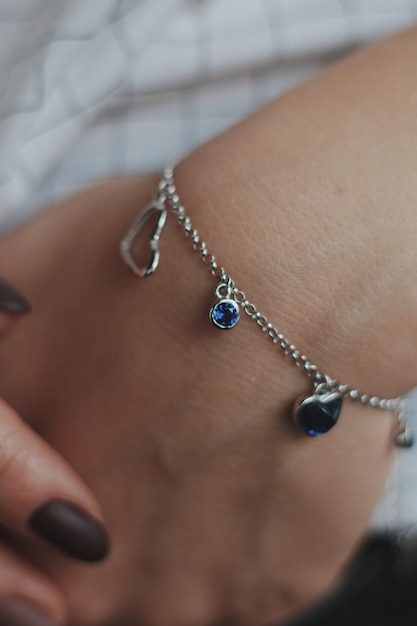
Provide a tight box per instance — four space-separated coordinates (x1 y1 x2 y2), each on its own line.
175 24 417 398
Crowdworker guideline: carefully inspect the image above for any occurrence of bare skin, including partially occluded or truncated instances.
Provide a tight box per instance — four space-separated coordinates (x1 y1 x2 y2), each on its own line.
0 24 416 626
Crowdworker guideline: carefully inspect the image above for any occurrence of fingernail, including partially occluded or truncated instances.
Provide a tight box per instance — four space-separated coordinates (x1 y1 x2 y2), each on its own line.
0 278 30 314
28 499 110 563
0 597 59 626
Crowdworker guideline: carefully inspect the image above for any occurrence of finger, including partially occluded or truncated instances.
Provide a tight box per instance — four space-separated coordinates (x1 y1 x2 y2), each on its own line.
0 277 109 562
0 397 109 563
0 540 66 625
0 277 30 335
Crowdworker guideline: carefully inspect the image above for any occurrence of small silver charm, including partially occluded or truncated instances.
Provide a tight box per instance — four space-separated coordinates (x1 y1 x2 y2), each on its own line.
396 425 413 448
395 419 414 448
209 282 240 330
293 380 343 437
120 199 167 278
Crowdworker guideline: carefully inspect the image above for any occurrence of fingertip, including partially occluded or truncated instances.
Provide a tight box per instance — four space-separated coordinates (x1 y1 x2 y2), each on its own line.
0 597 62 626
0 544 67 625
0 278 31 337
0 278 31 315
0 400 110 563
28 499 110 563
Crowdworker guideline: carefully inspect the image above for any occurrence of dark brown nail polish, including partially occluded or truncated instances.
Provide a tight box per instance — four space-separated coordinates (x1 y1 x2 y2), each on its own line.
0 278 30 314
0 597 59 626
29 499 110 563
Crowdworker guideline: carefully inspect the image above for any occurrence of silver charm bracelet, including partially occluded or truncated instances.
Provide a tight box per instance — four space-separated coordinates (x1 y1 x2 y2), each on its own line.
120 164 413 448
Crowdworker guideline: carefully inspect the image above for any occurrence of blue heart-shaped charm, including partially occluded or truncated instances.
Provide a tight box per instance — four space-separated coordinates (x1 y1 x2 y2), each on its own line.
120 199 167 278
293 392 343 437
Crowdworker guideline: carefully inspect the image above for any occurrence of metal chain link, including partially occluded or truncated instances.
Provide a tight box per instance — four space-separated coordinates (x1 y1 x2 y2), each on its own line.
158 164 406 418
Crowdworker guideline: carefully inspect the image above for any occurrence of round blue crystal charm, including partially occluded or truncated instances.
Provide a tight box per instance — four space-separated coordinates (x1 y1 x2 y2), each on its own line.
210 298 240 330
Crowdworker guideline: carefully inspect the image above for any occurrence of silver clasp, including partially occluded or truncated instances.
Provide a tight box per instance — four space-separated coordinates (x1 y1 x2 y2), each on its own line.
120 199 167 278
395 401 413 448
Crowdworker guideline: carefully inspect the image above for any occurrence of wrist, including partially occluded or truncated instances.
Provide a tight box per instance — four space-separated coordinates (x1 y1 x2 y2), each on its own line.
173 86 417 401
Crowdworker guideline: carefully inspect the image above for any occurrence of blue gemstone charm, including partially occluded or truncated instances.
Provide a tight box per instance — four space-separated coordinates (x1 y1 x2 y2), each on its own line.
293 391 343 437
210 298 240 330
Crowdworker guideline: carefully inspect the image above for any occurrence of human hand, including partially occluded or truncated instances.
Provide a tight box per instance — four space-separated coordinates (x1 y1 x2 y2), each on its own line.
0 174 400 626
1 24 417 626
0 280 109 625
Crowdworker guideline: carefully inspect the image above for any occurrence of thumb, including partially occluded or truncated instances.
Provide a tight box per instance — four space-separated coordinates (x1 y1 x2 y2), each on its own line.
0 278 30 335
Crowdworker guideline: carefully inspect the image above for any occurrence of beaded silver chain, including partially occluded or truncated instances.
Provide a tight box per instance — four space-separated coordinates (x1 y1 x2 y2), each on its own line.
120 164 412 448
